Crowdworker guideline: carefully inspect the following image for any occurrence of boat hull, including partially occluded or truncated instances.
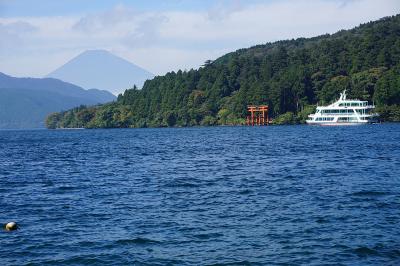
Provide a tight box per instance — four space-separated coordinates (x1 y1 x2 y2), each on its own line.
306 120 370 126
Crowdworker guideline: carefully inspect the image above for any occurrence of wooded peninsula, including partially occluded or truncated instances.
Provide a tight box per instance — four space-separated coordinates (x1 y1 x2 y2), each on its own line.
46 15 400 129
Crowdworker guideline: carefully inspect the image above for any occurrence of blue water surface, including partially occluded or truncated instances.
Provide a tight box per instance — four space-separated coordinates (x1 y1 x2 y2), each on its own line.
1 125 400 265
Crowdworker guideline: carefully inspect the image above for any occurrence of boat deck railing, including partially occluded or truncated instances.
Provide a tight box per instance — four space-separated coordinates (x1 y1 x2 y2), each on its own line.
310 113 375 117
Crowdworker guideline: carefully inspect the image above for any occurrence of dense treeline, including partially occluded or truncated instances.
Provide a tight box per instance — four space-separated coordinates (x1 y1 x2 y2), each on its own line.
46 15 400 128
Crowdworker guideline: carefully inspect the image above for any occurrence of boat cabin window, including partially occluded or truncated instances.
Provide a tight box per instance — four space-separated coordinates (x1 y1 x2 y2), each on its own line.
316 117 334 121
322 109 355 114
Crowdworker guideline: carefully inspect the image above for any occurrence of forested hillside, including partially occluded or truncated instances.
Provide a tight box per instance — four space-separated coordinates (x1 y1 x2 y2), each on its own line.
47 14 400 128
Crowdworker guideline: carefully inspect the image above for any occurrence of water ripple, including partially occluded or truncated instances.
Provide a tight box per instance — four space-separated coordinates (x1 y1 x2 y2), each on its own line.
1 125 400 265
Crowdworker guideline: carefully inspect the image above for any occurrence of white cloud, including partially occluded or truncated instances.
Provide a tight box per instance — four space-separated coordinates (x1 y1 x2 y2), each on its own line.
0 20 37 33
122 13 169 48
0 21 37 51
72 4 138 34
0 0 399 78
207 0 244 21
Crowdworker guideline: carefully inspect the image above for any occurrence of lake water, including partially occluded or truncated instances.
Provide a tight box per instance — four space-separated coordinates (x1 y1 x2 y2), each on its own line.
1 125 400 265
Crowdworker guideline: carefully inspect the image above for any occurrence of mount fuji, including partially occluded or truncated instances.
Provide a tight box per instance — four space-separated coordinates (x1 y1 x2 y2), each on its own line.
47 50 154 95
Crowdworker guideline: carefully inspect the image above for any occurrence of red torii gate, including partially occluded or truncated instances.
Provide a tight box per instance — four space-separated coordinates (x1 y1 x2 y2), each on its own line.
247 105 269 126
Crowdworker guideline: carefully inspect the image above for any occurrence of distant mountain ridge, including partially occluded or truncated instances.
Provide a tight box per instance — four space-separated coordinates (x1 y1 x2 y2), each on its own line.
46 50 154 95
0 72 116 128
0 72 114 103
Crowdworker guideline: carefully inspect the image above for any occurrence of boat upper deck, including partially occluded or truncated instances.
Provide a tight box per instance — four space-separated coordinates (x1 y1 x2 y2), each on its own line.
317 90 373 110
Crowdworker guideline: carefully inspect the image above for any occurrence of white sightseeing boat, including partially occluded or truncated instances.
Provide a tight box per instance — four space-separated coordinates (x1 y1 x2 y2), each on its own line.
306 90 379 126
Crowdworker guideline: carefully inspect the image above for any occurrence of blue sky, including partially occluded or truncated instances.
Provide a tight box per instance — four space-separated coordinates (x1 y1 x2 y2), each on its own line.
0 0 268 16
0 0 399 90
